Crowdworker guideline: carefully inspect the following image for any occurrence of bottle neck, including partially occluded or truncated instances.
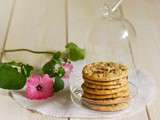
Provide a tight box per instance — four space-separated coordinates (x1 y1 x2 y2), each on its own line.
102 4 111 17
100 0 124 18
101 4 117 19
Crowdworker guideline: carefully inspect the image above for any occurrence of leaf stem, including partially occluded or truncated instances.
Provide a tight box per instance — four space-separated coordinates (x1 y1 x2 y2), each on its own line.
4 49 55 55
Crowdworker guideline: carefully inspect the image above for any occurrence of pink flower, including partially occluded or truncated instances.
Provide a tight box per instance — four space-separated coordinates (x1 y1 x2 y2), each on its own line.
62 63 73 80
26 74 54 100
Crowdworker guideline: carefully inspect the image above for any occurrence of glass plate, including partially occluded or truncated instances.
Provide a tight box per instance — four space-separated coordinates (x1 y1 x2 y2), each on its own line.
9 62 156 119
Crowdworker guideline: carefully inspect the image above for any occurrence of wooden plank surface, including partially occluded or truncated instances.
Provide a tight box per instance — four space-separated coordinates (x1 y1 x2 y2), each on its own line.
123 0 160 120
0 0 160 120
2 0 66 68
0 0 14 57
0 0 67 120
0 1 29 120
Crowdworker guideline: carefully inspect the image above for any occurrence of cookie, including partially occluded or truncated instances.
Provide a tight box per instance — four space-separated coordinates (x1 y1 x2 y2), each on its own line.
82 96 130 105
82 90 129 99
84 77 128 86
82 62 128 81
82 101 129 112
83 80 128 89
82 84 129 95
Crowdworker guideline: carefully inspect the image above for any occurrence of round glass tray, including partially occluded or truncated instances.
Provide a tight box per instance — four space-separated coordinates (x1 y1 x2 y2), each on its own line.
68 62 157 118
7 62 156 119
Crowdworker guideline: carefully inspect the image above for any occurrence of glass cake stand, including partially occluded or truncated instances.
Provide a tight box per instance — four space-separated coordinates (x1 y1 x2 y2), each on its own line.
9 66 156 119
69 0 155 118
69 62 156 119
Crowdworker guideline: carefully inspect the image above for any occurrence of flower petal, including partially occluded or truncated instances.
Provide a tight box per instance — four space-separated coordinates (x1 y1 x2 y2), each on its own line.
26 74 54 100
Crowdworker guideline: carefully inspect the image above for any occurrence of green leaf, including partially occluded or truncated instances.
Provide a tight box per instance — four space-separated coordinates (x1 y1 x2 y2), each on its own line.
42 52 64 77
7 61 21 66
52 58 61 65
52 51 61 60
6 61 22 70
42 60 65 78
0 64 26 90
54 77 64 92
5 61 33 78
21 64 33 77
65 42 85 61
42 52 61 77
42 61 55 77
56 67 65 77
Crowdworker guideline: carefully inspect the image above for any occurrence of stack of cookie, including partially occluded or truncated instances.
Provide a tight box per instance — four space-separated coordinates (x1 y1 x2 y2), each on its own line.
81 62 130 112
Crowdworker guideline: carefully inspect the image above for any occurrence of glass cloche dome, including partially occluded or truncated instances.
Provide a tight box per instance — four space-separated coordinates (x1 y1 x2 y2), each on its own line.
70 0 137 114
85 0 136 68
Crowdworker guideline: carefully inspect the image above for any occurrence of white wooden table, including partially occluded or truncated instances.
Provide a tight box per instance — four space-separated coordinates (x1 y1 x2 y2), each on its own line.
0 0 159 120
